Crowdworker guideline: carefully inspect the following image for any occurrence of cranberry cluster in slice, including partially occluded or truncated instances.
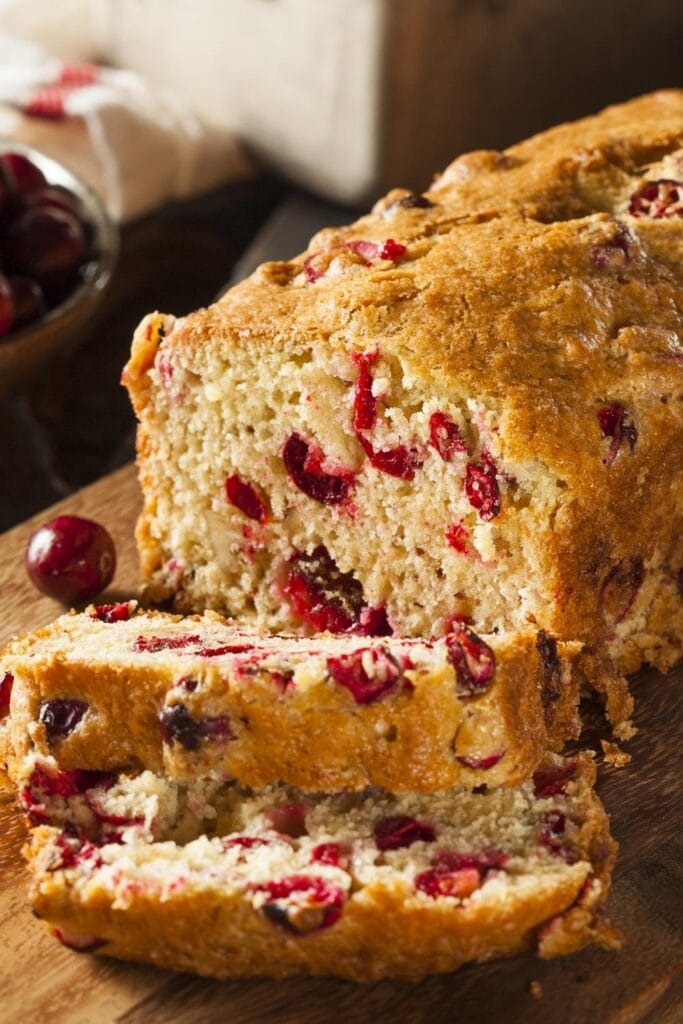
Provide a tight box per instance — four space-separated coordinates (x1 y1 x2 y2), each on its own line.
283 433 354 505
597 404 637 466
38 698 88 744
282 545 391 635
304 237 406 283
465 458 501 521
415 848 507 899
327 647 400 704
446 625 496 700
225 474 269 523
250 875 345 933
0 152 98 339
159 703 232 751
628 179 683 219
374 815 436 850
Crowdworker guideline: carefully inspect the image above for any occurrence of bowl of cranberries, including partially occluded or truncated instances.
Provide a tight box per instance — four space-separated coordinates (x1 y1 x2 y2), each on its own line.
0 143 118 390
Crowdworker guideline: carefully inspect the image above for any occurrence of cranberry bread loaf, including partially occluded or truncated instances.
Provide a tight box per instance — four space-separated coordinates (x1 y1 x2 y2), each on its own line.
123 90 683 676
21 751 618 981
0 604 581 792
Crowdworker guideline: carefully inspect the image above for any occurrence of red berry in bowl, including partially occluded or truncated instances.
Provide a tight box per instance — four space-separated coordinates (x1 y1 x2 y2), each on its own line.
20 185 84 221
0 273 15 337
7 275 45 329
4 205 86 298
0 153 47 195
25 515 116 603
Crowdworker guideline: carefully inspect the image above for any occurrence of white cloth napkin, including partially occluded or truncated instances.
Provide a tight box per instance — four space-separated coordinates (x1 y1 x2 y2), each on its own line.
0 27 253 222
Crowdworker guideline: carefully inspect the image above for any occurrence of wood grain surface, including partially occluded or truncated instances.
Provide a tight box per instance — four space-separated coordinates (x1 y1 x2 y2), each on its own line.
0 464 681 1024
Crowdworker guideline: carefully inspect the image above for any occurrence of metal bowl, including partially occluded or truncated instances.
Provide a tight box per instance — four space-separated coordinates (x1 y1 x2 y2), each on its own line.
0 142 119 394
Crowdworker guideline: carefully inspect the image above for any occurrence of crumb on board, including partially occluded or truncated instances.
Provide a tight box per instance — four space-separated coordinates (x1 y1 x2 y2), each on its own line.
613 719 637 742
601 740 632 767
529 979 543 999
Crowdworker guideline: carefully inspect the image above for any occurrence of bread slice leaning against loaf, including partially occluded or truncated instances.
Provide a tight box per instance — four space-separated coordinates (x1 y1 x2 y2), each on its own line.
0 604 582 792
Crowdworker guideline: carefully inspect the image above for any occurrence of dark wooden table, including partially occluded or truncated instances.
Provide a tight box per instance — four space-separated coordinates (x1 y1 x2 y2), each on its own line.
0 465 681 1023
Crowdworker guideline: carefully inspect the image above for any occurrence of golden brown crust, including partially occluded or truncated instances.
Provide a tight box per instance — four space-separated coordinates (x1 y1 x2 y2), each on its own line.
123 92 683 673
25 755 616 982
1 609 582 792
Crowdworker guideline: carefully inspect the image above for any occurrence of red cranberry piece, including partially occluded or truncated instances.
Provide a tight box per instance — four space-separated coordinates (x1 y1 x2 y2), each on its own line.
374 815 436 850
283 546 391 636
251 875 345 933
84 791 143 828
201 643 255 657
599 555 644 624
51 834 103 871
311 842 350 869
0 671 13 718
532 760 577 798
590 227 634 267
536 630 562 709
352 350 379 431
283 433 353 505
91 602 133 623
629 179 683 218
429 412 468 461
455 751 505 770
344 238 407 262
133 634 201 653
597 404 637 466
357 605 392 636
223 835 271 851
53 928 108 953
465 461 501 520
159 704 200 749
537 811 578 864
4 206 86 298
0 273 16 338
357 433 424 480
303 254 325 283
159 703 232 750
24 764 112 809
446 625 495 700
327 647 400 704
25 515 116 604
225 474 269 523
0 153 47 194
378 238 407 261
7 275 45 329
390 192 435 210
38 699 88 743
415 865 481 899
445 520 474 556
266 803 308 838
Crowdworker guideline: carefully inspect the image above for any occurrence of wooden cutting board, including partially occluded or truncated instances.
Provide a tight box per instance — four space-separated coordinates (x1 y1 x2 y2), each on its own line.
0 464 681 1024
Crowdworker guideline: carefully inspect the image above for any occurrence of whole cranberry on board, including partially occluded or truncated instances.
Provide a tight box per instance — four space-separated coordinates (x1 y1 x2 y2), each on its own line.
25 515 116 604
